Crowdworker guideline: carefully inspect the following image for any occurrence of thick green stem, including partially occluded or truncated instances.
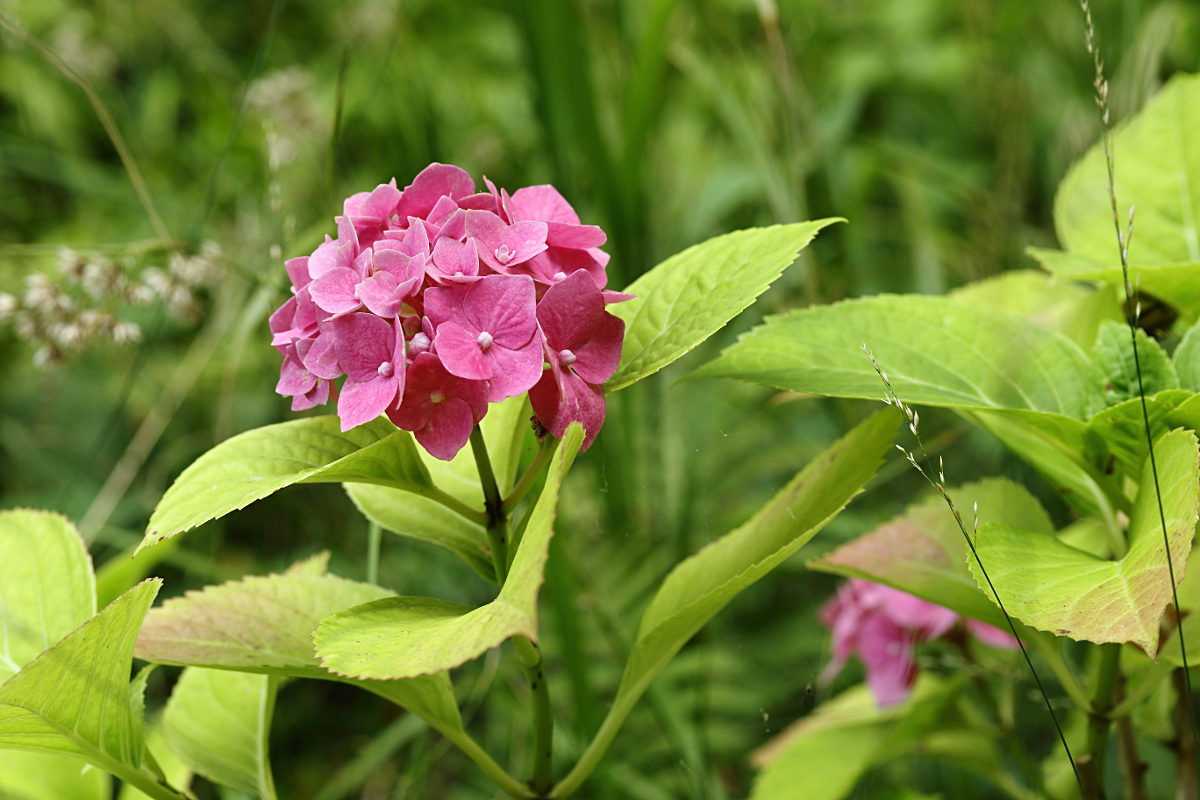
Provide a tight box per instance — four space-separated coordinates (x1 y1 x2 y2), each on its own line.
1174 669 1198 800
516 635 555 797
470 425 509 583
504 438 557 514
1114 675 1151 800
1081 644 1121 799
366 521 381 584
444 728 536 799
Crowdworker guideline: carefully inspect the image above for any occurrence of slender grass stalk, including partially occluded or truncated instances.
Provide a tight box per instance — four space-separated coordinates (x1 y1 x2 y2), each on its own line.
1078 2 1200 784
864 346 1083 795
0 13 173 246
188 0 288 247
366 521 381 585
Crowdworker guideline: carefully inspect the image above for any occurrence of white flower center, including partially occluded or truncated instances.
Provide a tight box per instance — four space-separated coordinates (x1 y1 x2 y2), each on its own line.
558 349 576 366
494 245 514 265
409 332 431 355
552 271 567 282
477 331 494 350
377 361 394 378
430 390 445 404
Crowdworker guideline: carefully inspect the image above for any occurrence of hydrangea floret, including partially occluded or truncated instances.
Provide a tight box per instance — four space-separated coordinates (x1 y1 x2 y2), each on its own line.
270 163 628 459
820 578 1017 707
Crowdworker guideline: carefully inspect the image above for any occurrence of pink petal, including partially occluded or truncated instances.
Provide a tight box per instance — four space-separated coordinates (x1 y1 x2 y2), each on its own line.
509 185 580 225
529 365 606 450
309 267 363 315
427 195 460 226
546 221 606 249
464 211 549 272
463 274 538 347
388 352 488 460
297 332 341 380
603 290 636 304
291 378 331 411
277 347 317 396
433 321 492 381
483 335 544 402
355 271 406 318
396 163 476 220
308 236 339 278
285 257 312 290
331 313 397 382
857 615 917 707
457 192 499 214
337 374 400 431
965 620 1020 649
537 270 624 385
430 237 481 283
413 398 476 460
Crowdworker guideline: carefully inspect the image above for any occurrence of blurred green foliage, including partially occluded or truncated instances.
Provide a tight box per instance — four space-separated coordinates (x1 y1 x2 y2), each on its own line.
1 0 1197 797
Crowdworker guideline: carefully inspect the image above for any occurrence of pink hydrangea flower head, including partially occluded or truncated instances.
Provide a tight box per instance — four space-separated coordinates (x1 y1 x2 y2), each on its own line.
528 270 623 450
270 164 622 460
388 353 489 460
819 578 1016 708
331 313 406 431
424 273 544 402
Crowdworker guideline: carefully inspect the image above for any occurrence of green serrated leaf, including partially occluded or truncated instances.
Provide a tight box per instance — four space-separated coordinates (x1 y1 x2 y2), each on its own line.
313 424 585 680
553 410 897 797
969 428 1200 652
162 669 278 800
606 221 840 392
1086 389 1197 479
0 510 95 683
965 408 1125 525
947 269 1121 353
1174 321 1200 391
0 581 177 798
809 478 1053 627
140 416 434 553
749 676 961 800
1092 320 1178 405
1029 248 1200 323
691 295 1104 419
344 485 492 581
132 565 462 739
0 749 110 800
1054 74 1200 272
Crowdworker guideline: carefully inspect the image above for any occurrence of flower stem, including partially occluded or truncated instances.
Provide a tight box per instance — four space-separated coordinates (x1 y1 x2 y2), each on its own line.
1081 644 1121 798
470 425 509 583
515 635 555 797
504 437 557 514
1114 675 1151 800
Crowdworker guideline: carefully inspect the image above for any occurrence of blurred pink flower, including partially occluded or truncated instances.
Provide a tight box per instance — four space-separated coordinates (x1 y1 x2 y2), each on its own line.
820 578 1017 707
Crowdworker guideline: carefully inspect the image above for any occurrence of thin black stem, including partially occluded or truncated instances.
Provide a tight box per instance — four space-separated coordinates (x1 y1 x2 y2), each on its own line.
470 425 509 584
1078 0 1200 780
865 349 1083 795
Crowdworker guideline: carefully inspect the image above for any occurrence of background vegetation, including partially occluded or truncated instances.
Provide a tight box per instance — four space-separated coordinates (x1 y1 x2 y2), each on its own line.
1 0 1198 797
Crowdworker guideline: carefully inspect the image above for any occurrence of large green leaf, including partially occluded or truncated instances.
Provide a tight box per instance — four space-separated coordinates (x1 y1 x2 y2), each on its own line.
1054 74 1200 266
162 669 278 800
140 416 434 552
690 295 1105 419
550 410 898 797
1092 320 1178 406
947 269 1121 352
969 428 1200 652
749 676 963 800
606 221 840 392
0 581 179 799
314 424 585 680
0 510 95 683
1031 74 1200 318
1174 320 1200 391
808 479 1054 628
0 749 110 800
133 561 463 739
